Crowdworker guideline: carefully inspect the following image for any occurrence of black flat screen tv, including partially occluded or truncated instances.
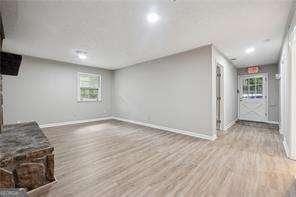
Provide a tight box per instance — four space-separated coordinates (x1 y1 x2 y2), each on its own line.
1 52 22 76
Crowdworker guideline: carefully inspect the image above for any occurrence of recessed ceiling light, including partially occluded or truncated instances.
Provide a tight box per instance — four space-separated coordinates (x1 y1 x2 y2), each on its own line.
147 13 160 23
245 47 255 54
76 50 87 60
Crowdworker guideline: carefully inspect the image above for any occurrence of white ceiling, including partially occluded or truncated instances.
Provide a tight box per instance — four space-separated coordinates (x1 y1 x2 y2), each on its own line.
0 1 292 69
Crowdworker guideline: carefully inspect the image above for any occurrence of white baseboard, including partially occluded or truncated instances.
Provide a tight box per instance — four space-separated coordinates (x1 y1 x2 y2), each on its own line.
39 116 216 141
264 120 279 125
283 137 290 158
279 127 284 135
223 118 238 131
282 136 296 160
40 116 112 128
111 116 217 141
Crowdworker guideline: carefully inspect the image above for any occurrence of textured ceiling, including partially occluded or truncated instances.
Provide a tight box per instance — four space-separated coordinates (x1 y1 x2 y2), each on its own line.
0 1 292 69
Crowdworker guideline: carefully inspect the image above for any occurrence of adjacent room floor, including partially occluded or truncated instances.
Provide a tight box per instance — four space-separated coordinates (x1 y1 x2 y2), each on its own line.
30 120 296 197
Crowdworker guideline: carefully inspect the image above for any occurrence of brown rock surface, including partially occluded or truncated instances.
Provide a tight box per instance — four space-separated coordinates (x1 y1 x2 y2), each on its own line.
15 163 46 190
0 167 15 188
0 122 55 191
46 154 55 181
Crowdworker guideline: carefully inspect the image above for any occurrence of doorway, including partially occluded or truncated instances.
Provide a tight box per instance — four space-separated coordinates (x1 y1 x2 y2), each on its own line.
238 73 268 122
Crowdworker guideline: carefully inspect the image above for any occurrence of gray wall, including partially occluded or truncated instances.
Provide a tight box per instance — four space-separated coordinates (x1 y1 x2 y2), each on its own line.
237 64 279 122
212 47 238 129
113 45 215 137
3 56 113 125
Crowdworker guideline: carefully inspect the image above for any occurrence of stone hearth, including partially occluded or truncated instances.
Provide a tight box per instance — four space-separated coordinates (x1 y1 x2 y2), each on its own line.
0 122 55 191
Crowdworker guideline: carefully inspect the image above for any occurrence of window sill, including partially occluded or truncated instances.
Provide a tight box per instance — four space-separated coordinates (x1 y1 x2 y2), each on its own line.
77 99 102 103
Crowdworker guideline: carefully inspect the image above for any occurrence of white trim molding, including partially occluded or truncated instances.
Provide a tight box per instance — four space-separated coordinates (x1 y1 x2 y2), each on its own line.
282 136 296 160
40 116 112 128
111 116 217 141
279 128 284 135
283 137 290 159
264 120 279 125
223 118 238 131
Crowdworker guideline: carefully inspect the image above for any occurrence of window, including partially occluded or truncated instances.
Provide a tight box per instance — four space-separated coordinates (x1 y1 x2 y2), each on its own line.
242 77 263 99
78 73 101 102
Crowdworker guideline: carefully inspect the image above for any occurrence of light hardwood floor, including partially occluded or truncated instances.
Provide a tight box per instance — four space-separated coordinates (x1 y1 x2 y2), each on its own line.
29 120 296 197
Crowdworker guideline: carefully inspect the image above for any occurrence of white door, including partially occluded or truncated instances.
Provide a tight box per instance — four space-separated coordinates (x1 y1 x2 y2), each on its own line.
238 74 268 122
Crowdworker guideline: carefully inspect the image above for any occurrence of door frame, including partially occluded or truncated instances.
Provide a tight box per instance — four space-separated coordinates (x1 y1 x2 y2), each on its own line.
216 64 224 130
238 73 269 122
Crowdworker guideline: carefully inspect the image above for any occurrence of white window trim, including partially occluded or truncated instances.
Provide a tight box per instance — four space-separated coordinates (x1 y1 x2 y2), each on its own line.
77 72 102 102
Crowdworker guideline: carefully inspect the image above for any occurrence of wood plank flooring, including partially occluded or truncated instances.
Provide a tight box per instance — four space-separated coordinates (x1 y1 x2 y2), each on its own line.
29 120 296 197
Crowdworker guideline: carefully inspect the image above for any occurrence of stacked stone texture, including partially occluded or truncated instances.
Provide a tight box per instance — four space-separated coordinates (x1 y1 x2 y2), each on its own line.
0 122 55 191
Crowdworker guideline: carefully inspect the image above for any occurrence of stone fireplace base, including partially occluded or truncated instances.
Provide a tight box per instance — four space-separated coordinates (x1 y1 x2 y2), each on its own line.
0 122 55 191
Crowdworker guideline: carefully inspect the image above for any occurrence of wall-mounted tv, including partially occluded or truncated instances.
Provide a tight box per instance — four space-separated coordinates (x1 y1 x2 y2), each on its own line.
1 52 22 76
